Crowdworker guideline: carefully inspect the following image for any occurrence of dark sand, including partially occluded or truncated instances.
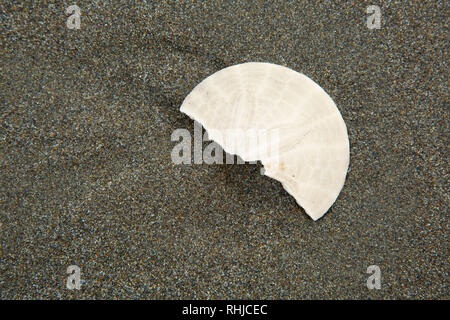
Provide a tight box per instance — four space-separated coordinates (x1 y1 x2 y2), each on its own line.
0 1 447 299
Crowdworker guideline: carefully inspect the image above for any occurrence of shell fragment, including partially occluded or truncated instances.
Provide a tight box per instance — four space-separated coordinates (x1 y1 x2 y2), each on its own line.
180 62 350 220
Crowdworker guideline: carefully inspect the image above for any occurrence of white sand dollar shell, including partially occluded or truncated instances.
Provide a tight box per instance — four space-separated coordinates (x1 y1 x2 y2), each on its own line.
180 62 350 220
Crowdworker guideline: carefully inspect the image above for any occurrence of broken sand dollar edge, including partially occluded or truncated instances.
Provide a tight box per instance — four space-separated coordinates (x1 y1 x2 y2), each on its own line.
180 62 350 220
